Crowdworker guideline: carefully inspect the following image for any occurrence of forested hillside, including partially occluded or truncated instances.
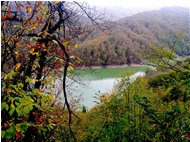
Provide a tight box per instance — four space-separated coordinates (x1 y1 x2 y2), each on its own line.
1 2 190 141
75 7 190 66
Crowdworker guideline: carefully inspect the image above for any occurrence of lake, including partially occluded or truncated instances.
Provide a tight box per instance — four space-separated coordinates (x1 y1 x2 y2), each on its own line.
56 66 149 110
67 77 120 109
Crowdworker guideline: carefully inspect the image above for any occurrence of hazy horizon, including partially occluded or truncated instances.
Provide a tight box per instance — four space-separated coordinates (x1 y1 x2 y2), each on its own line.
67 0 190 20
72 0 190 9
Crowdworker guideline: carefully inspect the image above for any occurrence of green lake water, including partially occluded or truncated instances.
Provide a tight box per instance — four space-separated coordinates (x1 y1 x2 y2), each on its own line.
62 66 150 110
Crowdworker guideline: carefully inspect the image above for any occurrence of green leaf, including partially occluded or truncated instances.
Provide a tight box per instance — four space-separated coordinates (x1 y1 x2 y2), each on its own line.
25 77 30 83
49 124 54 129
16 123 28 133
33 103 39 107
22 106 31 115
16 107 22 116
6 126 16 139
10 84 19 92
28 104 33 111
4 70 16 80
20 123 28 131
9 108 15 116
1 130 6 138
18 83 24 88
1 102 9 111
25 77 36 84
30 37 33 42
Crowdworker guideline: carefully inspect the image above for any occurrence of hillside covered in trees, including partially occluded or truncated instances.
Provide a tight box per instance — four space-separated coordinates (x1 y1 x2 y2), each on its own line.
75 7 190 66
1 1 190 142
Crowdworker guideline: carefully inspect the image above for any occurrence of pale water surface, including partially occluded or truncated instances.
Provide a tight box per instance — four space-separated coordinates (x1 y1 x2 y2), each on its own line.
56 71 145 110
68 78 120 109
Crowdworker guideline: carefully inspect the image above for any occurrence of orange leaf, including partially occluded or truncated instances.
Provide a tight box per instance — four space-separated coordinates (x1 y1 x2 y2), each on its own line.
26 44 31 48
1 15 6 22
7 8 12 18
23 102 29 107
15 43 19 47
16 131 22 140
15 51 19 58
31 24 37 30
25 5 32 13
4 88 12 93
14 63 21 72
37 1 42 5
45 45 50 50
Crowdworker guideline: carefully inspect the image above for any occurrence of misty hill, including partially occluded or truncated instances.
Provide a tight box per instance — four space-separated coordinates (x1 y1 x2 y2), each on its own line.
75 7 190 66
97 6 153 20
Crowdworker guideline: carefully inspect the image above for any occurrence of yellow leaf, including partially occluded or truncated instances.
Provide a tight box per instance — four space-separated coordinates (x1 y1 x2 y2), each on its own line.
63 41 69 47
68 66 74 71
44 31 51 36
31 25 37 30
15 51 19 58
15 43 19 47
30 48 35 54
32 52 39 56
23 102 29 107
30 98 34 103
15 63 21 72
74 44 78 49
25 5 32 13
54 1 60 5
37 32 42 36
47 94 54 102
36 89 42 95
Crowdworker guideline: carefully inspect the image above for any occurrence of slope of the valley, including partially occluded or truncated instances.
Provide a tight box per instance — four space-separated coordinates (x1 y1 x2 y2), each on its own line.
75 7 190 66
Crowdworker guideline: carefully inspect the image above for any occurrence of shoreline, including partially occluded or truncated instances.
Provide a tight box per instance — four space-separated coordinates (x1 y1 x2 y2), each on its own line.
78 64 149 70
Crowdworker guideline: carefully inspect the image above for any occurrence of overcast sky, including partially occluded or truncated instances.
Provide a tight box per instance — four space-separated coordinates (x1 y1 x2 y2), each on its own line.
74 0 190 8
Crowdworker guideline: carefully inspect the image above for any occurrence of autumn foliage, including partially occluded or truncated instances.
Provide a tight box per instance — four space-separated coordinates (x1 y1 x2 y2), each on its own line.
1 1 85 141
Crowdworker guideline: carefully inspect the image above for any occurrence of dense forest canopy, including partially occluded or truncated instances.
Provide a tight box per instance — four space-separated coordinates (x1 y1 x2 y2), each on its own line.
75 7 190 66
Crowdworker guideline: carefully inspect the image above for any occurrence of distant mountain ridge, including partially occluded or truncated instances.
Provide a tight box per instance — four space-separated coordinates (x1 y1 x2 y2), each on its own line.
75 7 190 66
97 6 154 20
